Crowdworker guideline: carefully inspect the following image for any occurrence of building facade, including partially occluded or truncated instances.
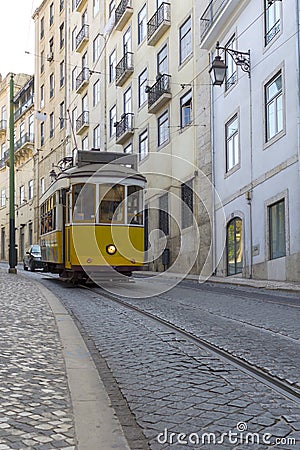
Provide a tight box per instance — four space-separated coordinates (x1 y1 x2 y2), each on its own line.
200 0 300 281
0 74 36 262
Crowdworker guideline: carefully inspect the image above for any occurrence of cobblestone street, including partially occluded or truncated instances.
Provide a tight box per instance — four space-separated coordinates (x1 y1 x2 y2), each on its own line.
37 274 300 450
0 270 76 450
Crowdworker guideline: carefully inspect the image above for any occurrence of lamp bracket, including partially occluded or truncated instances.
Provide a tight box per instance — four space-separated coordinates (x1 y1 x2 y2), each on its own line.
216 41 250 76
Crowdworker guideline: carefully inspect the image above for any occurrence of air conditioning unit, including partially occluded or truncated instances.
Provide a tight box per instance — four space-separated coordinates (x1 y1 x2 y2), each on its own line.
47 52 54 62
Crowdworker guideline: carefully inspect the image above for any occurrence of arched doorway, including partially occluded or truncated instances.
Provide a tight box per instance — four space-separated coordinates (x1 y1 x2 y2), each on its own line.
227 217 243 275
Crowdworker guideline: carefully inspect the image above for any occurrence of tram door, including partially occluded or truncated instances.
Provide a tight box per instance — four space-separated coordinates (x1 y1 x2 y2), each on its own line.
227 217 243 275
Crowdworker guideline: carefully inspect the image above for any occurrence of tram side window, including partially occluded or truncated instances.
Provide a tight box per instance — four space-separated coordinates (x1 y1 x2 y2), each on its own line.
73 183 95 222
127 186 143 225
99 184 124 223
40 195 56 234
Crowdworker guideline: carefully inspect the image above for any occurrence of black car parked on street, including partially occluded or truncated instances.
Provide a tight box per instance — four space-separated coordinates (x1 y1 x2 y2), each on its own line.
23 245 44 271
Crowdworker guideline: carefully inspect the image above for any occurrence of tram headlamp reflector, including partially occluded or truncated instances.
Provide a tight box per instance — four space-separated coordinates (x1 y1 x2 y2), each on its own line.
106 244 117 255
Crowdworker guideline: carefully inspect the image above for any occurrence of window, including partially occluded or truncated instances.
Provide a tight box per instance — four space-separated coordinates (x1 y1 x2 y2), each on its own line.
158 110 169 146
269 199 286 259
93 125 100 148
99 184 125 224
181 180 193 229
265 71 283 141
109 105 116 137
49 2 54 26
40 122 45 146
138 5 147 44
225 35 237 90
72 67 77 91
28 114 34 139
60 60 65 87
60 102 65 129
139 129 148 161
20 186 25 204
1 143 5 159
82 136 88 151
179 16 192 65
72 27 77 51
50 73 54 98
73 184 95 222
225 114 239 172
50 112 54 138
124 87 132 114
59 23 64 48
124 143 132 153
20 122 25 140
40 51 44 73
41 177 45 195
109 50 116 83
1 190 5 207
72 107 77 130
93 80 100 106
157 45 168 75
265 0 281 45
72 0 76 11
28 180 33 200
93 34 101 62
180 90 192 128
109 0 116 17
159 193 169 236
123 27 132 53
40 17 44 39
1 106 6 121
139 69 147 107
40 85 44 108
93 0 99 16
60 0 64 11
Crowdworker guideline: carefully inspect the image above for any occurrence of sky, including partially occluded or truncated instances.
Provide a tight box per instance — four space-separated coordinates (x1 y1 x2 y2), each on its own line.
0 1 41 77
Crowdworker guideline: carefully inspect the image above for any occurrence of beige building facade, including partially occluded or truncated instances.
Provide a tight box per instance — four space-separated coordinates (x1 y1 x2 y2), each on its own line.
0 74 36 262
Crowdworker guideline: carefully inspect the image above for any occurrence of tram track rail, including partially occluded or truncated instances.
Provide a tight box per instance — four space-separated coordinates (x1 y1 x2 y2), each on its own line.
78 282 300 406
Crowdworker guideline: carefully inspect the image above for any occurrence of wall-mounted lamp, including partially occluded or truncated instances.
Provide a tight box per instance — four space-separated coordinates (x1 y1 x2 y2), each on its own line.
209 41 250 86
49 169 57 183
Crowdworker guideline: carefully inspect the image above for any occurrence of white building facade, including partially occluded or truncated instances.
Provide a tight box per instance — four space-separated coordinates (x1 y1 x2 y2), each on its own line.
200 0 300 281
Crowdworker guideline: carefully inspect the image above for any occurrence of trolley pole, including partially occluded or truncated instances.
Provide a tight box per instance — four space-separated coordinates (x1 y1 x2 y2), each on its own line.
8 74 17 274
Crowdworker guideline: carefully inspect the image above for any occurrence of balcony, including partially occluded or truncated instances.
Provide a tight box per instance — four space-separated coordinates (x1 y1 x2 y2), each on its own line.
75 0 88 13
116 52 134 87
0 119 6 137
200 0 242 49
14 96 34 121
147 74 171 114
147 2 171 46
76 24 89 53
14 133 34 156
76 67 90 93
115 0 133 31
116 113 134 145
76 111 89 135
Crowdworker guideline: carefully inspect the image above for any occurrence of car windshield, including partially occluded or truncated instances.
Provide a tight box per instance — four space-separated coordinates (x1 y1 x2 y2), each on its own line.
31 245 41 254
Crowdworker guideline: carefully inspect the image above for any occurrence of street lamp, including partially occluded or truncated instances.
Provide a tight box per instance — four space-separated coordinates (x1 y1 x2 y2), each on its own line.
210 41 251 86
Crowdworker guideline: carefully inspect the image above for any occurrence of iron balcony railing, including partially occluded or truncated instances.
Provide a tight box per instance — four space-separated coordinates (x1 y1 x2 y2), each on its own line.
76 111 89 133
76 24 89 50
116 113 134 140
0 119 6 131
14 133 34 151
115 0 131 25
116 52 133 83
200 0 229 41
147 2 171 41
147 74 171 109
76 67 90 91
14 96 34 121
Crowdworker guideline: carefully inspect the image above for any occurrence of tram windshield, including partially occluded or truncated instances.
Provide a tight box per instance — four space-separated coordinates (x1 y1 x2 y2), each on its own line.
99 184 125 223
73 183 95 222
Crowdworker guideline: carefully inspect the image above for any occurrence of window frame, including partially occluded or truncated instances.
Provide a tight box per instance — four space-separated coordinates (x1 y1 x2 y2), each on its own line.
268 198 286 260
179 16 192 65
139 129 148 161
157 110 169 147
181 180 194 229
138 68 148 108
180 90 192 128
265 70 283 143
109 105 117 138
138 4 147 44
225 113 239 173
264 0 281 46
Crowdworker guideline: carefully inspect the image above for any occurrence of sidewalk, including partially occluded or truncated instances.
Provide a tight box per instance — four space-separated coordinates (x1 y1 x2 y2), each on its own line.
0 269 130 450
136 270 300 293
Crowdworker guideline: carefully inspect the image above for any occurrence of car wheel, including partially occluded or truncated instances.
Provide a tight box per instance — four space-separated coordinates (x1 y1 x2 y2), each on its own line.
29 262 35 272
23 262 28 271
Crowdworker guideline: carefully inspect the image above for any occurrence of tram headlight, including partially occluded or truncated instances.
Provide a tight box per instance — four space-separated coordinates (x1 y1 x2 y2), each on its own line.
106 244 117 255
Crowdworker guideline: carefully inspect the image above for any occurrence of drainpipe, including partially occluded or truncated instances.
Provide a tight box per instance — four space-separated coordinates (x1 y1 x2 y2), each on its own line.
248 54 253 279
296 0 300 171
210 51 217 276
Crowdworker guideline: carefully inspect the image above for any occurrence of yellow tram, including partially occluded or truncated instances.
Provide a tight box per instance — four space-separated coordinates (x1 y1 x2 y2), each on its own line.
39 150 146 282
